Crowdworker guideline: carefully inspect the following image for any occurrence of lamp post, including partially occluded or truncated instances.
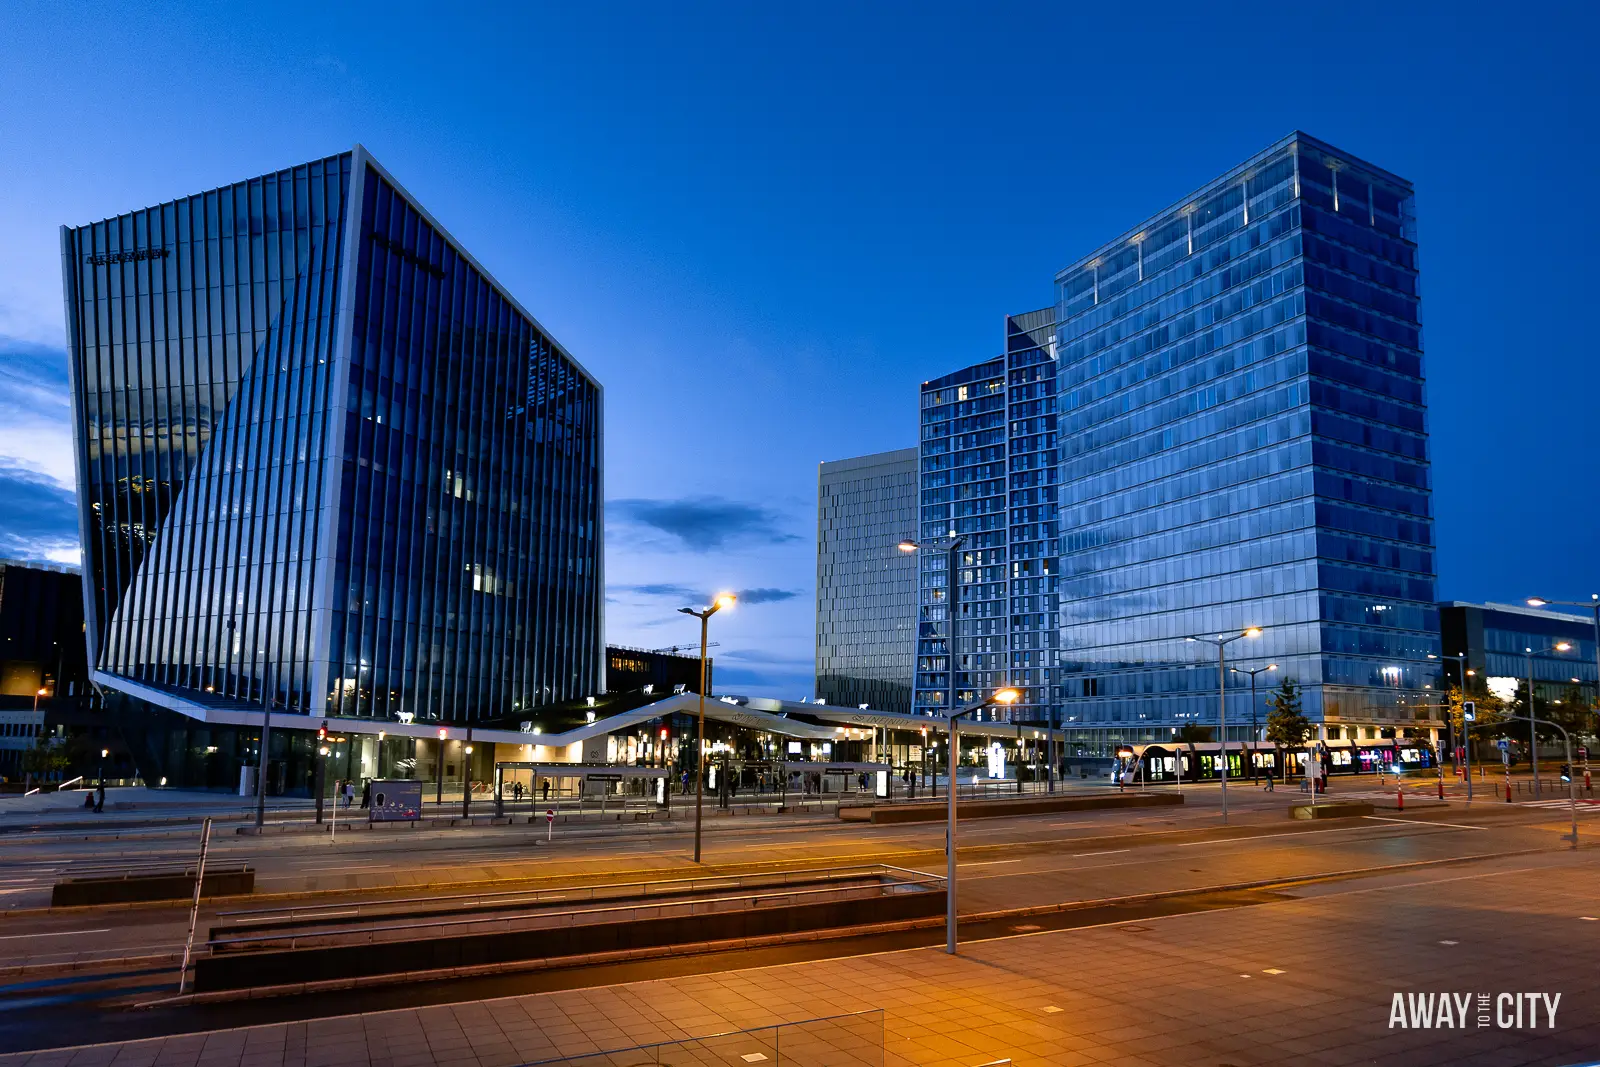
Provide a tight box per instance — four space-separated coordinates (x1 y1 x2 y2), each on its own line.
1470 715 1580 847
899 535 967 723
99 747 108 787
1229 663 1276 782
1526 594 1600 706
679 593 736 864
462 736 474 818
944 686 1020 955
1187 628 1263 825
1523 642 1572 798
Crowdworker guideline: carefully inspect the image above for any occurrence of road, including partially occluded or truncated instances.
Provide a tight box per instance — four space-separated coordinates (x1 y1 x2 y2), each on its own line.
0 781 1594 1054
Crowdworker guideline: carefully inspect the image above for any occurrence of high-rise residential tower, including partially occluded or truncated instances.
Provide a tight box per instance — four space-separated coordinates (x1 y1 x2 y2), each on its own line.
913 311 1059 724
61 147 604 736
1053 132 1439 747
816 448 919 713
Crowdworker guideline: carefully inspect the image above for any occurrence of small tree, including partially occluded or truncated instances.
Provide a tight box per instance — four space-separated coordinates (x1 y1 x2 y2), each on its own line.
20 736 70 791
1174 724 1214 746
1265 678 1311 782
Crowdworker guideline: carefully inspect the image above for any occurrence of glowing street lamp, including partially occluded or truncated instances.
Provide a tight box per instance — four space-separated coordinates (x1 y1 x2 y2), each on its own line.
1524 641 1572 798
1186 628 1262 824
679 593 735 863
944 686 1019 955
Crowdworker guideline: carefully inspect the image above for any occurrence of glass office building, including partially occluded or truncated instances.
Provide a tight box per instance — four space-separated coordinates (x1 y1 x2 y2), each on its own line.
914 310 1059 724
1439 602 1599 708
816 448 919 714
1053 132 1439 749
60 146 604 734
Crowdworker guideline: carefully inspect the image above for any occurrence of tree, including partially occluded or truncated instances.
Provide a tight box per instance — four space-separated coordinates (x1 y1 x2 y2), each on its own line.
1447 683 1506 760
1174 724 1214 746
20 736 70 791
1264 678 1311 782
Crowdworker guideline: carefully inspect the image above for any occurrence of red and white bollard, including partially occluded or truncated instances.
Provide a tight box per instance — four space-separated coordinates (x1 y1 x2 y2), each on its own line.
1397 785 1404 811
1586 770 1592 795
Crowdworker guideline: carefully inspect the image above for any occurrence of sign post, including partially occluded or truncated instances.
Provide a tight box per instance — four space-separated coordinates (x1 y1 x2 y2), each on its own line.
545 808 554 842
1499 738 1512 802
177 817 212 994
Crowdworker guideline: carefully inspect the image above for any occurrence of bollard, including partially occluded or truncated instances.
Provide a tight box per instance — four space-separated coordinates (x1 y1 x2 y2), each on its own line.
1437 777 1444 800
1397 786 1403 811
1505 780 1512 802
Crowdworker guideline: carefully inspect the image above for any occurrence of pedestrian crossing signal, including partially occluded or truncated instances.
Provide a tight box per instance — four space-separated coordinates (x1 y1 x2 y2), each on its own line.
1462 700 1476 721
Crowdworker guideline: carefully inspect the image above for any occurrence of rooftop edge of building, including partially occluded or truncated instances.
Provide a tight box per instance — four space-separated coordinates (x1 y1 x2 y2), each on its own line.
819 447 919 474
1053 129 1414 284
57 143 600 392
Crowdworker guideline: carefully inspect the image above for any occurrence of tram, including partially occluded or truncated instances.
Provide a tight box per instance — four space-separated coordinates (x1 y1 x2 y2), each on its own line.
1118 739 1437 785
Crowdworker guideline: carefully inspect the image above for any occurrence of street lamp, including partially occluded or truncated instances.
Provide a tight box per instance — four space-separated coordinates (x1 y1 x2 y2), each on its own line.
944 686 1019 955
900 536 968 720
1428 652 1475 775
1523 642 1572 798
1229 663 1277 782
679 593 736 864
99 747 109 787
33 687 46 714
1187 628 1262 824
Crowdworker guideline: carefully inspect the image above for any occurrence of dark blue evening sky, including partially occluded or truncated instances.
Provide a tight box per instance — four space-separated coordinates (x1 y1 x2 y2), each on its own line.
0 2 1595 695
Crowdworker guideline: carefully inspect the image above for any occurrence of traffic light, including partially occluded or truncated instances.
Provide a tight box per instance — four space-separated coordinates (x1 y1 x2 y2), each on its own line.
438 727 448 740
317 721 329 742
1462 700 1476 722
1561 763 1572 783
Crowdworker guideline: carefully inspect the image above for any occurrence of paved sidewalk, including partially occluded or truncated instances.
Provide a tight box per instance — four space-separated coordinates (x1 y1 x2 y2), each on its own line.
2 848 1593 1066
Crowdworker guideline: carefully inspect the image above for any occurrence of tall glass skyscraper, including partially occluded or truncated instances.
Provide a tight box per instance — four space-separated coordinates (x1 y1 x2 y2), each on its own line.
1053 132 1438 748
60 146 604 729
816 448 919 713
914 310 1059 724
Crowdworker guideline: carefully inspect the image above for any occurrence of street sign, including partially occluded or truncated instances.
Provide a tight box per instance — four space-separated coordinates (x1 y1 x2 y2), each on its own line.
545 808 555 822
369 780 422 823
544 807 554 842
1497 738 1510 751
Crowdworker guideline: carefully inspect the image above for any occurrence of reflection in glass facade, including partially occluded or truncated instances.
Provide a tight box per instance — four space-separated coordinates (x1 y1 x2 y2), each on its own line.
61 147 603 728
816 449 918 713
1053 132 1438 746
915 310 1059 724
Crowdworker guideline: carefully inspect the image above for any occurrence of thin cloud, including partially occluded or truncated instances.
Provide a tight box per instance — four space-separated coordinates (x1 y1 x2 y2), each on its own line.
608 583 799 607
609 496 799 552
0 463 79 562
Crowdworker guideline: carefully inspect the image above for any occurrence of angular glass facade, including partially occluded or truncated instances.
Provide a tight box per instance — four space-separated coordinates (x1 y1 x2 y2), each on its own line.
816 448 918 714
61 147 603 727
1053 132 1438 746
914 310 1059 723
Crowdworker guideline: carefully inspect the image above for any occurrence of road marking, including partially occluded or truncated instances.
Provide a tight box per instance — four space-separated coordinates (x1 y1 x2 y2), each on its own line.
1178 826 1374 845
0 928 108 941
1041 1005 1062 1013
1263 968 1286 974
960 859 1022 867
1439 940 1458 945
1581 917 1598 922
1363 816 1486 830
1072 850 1130 858
304 864 392 871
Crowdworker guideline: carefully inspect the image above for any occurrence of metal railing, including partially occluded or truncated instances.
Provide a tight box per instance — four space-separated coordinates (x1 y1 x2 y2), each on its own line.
516 1009 885 1066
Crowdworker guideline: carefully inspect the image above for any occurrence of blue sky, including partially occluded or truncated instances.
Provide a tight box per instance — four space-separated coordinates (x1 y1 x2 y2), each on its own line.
1 2 1596 696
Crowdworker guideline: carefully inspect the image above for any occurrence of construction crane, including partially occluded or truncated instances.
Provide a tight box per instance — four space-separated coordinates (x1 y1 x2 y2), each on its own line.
650 641 720 656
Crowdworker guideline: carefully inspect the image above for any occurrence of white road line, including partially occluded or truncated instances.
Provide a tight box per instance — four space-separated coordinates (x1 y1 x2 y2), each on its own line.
303 864 393 871
959 859 1023 867
1178 825 1386 846
1071 850 1130 858
1363 816 1486 831
0 928 108 940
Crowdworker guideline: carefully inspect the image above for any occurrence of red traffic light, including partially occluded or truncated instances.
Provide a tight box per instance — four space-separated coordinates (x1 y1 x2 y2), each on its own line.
438 728 448 740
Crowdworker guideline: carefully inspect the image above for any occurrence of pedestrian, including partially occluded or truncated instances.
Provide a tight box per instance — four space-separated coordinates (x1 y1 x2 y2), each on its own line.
542 779 551 801
94 781 106 813
513 780 523 802
343 780 355 808
361 779 372 809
